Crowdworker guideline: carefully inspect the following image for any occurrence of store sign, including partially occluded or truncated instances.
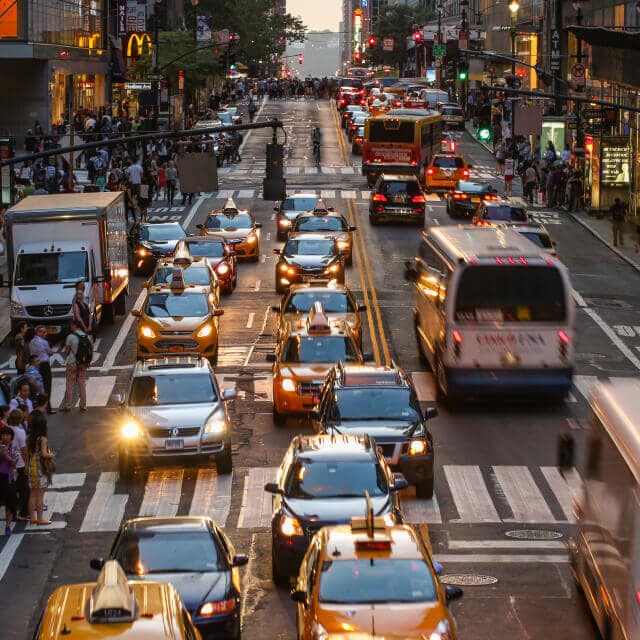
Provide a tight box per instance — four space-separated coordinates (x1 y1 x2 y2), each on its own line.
117 0 127 36
601 143 630 186
126 32 152 58
550 30 561 72
126 0 146 33
124 82 152 90
0 0 18 38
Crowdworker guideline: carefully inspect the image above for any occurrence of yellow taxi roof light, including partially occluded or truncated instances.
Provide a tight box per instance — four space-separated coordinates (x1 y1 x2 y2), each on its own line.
223 196 239 213
307 302 332 334
170 268 186 290
172 244 193 266
313 199 329 214
89 560 137 623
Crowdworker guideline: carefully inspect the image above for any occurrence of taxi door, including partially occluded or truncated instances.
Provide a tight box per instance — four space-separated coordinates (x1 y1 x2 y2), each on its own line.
296 541 320 640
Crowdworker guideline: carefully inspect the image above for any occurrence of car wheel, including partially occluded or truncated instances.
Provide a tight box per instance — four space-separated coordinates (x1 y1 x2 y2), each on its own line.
272 546 289 587
118 449 133 484
275 281 284 294
251 251 260 263
415 476 434 500
273 405 286 426
209 343 219 366
435 352 453 405
232 274 238 289
216 448 233 474
369 214 378 226
415 215 425 228
414 318 431 370
345 254 353 267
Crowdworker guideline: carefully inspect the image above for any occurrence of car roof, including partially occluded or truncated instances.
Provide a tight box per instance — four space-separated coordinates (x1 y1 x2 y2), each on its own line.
133 354 211 374
336 364 405 388
291 434 376 461
141 221 182 229
286 232 337 242
378 173 420 182
286 283 351 295
120 516 213 534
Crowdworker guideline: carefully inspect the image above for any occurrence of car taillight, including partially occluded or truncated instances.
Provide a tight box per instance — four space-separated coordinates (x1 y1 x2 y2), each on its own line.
558 329 570 358
452 330 462 357
340 99 346 105
427 168 434 175
411 195 425 203
360 100 366 105
355 137 363 142
396 101 402 107
372 194 387 202
453 193 468 200
484 194 498 201
462 169 470 177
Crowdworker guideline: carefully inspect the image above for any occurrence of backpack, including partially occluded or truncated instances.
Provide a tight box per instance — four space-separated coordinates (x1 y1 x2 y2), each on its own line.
74 332 93 366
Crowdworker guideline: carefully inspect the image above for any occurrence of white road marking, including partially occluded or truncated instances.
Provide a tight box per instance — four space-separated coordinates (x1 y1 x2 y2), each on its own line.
402 494 442 524
80 472 128 533
435 553 569 564
493 466 556 523
243 306 272 367
541 467 583 522
189 469 233 526
305 167 318 175
0 534 25 583
237 467 277 528
252 375 273 403
50 473 86 488
447 540 566 550
411 371 436 402
246 312 255 329
254 279 261 291
266 233 271 241
343 190 356 198
444 465 500 523
238 189 254 199
43 490 80 516
321 167 336 175
181 192 209 231
139 469 184 517
361 190 371 199
584 307 640 370
341 167 355 174
218 347 251 367
286 167 300 175
86 376 117 407
571 290 587 307
425 194 441 202
321 190 336 199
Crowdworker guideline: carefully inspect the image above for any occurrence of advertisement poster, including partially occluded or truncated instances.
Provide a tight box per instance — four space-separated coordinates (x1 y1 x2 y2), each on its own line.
601 143 630 186
0 0 18 37
196 16 212 42
126 0 146 33
117 0 127 36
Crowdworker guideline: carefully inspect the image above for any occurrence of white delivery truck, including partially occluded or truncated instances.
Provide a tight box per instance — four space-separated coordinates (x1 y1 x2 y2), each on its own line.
6 192 129 335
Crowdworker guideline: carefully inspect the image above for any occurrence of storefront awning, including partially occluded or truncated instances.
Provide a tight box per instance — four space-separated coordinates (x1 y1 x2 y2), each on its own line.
567 26 640 50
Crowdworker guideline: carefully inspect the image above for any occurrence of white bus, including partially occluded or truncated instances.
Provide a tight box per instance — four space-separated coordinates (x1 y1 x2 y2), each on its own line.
559 380 640 640
405 226 575 402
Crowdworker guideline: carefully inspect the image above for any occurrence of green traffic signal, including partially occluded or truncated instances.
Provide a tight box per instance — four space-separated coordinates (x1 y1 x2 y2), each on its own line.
458 70 468 81
477 126 491 142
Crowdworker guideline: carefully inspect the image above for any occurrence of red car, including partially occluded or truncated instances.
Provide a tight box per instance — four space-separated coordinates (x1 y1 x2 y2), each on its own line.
173 237 238 293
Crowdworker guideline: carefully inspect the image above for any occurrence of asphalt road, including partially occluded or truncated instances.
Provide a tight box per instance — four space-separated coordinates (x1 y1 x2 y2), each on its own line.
3 96 638 639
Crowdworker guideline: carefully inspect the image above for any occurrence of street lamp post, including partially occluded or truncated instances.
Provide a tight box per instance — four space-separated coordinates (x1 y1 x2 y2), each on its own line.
508 0 519 144
152 0 162 130
460 0 469 115
412 23 419 76
191 0 198 45
436 2 444 88
573 0 585 168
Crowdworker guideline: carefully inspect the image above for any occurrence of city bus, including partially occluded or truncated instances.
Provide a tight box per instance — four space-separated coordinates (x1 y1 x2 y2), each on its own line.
559 379 640 640
362 109 443 186
405 225 575 402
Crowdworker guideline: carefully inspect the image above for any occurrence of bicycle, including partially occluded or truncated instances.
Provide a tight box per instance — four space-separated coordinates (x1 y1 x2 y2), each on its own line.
313 141 321 167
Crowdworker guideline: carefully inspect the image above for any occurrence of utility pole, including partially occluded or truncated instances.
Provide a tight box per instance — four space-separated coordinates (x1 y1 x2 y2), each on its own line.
573 1 586 169
460 0 469 114
509 0 520 143
152 0 161 131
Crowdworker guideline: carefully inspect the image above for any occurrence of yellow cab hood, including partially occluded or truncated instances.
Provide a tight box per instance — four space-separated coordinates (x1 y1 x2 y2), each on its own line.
146 316 208 332
206 228 251 241
281 363 334 380
282 312 358 329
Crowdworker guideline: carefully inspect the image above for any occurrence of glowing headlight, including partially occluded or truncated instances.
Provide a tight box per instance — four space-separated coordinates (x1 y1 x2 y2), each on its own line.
137 247 150 256
199 599 235 617
337 240 349 250
197 324 213 338
281 378 296 392
278 218 291 226
280 515 303 536
278 263 289 272
409 439 428 456
122 421 141 439
217 263 230 275
325 263 340 274
140 325 156 339
247 234 258 244
286 267 296 275
205 416 227 434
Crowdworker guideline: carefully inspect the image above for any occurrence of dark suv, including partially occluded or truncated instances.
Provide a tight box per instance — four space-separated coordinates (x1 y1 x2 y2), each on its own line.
312 363 436 498
369 174 426 226
264 433 406 586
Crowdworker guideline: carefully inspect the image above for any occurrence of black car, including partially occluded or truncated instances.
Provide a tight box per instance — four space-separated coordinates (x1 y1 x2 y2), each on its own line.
90 517 248 639
473 200 531 226
369 174 426 226
312 363 437 498
274 193 319 240
129 222 187 275
446 180 499 219
273 232 345 294
264 433 406 585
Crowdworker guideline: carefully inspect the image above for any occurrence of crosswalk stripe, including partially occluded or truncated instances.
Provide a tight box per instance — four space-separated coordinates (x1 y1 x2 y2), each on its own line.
411 372 436 402
305 167 318 175
361 190 371 199
50 473 86 488
44 490 80 517
493 466 556 523
238 189 254 199
448 539 566 550
237 467 276 529
253 375 273 402
188 469 233 526
343 190 356 198
341 167 355 174
425 194 441 202
321 190 335 199
217 189 234 198
218 346 251 366
444 465 500 523
402 494 442 524
139 469 184 517
286 167 300 175
0 534 25 583
540 467 582 522
51 376 117 409
80 472 128 532
321 167 336 175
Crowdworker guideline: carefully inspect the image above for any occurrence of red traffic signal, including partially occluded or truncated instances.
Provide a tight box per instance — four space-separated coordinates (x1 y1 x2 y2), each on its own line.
368 36 377 48
413 30 422 43
228 32 236 43
298 54 303 64
354 51 361 62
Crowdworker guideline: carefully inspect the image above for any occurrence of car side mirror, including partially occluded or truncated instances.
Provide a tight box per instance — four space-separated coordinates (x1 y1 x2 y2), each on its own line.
196 224 203 229
90 558 105 571
391 473 409 491
290 589 307 605
357 304 367 312
424 406 438 420
131 309 141 317
363 352 374 362
557 433 575 472
222 388 237 401
213 309 224 317
112 393 124 405
445 585 464 603
255 222 262 229
264 482 283 494
232 554 249 567
266 353 277 362
404 260 417 282
272 248 281 255
271 305 281 312
141 281 149 289
349 225 357 232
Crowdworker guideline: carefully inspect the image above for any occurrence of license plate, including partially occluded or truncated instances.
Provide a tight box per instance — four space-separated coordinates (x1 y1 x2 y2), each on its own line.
165 438 184 450
302 275 317 282
169 345 184 352
471 197 480 203
46 326 60 334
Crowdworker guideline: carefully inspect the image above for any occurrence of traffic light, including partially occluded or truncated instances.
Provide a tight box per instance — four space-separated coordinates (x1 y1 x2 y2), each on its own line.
228 32 236 44
354 50 361 62
477 125 491 142
458 65 468 81
367 35 378 48
298 54 303 64
413 30 422 43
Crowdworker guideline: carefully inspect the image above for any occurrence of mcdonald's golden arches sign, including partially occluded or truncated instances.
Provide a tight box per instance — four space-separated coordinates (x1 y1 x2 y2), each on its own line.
126 32 152 58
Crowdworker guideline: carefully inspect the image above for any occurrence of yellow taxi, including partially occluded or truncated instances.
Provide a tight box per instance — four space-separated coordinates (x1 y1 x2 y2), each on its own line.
132 269 224 363
197 197 262 262
291 503 462 640
34 559 201 640
267 302 365 424
272 283 366 349
424 154 471 192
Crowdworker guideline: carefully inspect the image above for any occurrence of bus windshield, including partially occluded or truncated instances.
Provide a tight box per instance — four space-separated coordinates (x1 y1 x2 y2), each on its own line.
368 120 415 143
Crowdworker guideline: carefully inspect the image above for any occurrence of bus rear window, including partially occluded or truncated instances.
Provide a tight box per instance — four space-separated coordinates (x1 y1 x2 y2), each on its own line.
368 121 415 143
455 266 566 322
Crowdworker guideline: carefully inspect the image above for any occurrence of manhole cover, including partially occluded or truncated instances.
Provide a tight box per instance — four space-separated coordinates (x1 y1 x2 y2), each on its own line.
439 574 498 586
505 529 563 540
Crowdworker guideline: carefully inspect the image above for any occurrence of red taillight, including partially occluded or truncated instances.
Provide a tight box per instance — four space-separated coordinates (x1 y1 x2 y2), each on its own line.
360 100 366 105
355 137 363 142
411 195 425 203
427 168 434 175
558 330 570 345
484 194 498 201
453 330 463 344
372 194 387 202
396 101 402 107
462 169 470 177
340 99 346 105
453 193 468 200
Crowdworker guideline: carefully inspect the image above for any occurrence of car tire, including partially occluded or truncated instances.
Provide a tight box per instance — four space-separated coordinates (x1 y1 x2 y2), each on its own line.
369 214 378 226
345 254 353 267
209 343 219 366
435 352 449 404
273 405 286 426
272 546 289 587
415 476 434 500
216 448 233 474
415 215 425 228
232 274 238 289
414 319 431 370
118 449 133 484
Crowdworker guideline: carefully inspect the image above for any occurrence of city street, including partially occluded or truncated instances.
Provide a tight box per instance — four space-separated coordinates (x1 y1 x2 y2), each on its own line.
4 96 640 638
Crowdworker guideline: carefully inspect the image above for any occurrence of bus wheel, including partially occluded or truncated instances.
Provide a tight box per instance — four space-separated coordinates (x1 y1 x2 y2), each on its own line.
435 353 448 404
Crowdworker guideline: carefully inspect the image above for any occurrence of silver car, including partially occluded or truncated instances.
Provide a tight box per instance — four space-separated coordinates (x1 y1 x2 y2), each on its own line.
115 355 236 482
274 193 320 240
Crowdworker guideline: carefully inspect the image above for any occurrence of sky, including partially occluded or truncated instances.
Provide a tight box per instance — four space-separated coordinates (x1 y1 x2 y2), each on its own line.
286 0 341 32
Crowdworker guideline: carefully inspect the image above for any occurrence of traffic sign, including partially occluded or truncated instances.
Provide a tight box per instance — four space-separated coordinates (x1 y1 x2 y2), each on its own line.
433 44 446 56
383 37 394 52
572 63 585 77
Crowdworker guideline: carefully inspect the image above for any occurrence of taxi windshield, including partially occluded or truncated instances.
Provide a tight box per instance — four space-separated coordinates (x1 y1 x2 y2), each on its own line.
140 225 186 241
283 197 318 211
145 293 209 317
153 267 211 286
285 460 388 499
115 531 225 574
206 213 253 229
335 388 420 422
128 373 217 406
434 156 464 169
283 336 359 363
319 558 438 604
186 242 226 258
295 217 347 232
285 291 355 314
284 239 335 256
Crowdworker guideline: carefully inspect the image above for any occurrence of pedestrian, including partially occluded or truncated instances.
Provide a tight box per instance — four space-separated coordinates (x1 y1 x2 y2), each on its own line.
25 355 44 395
504 156 515 197
7 409 29 522
10 380 33 426
248 99 257 123
523 163 538 205
14 321 30 375
495 142 505 175
59 319 90 412
0 426 19 535
0 405 9 427
125 158 143 198
27 412 55 526
72 288 92 336
609 197 627 248
165 160 178 206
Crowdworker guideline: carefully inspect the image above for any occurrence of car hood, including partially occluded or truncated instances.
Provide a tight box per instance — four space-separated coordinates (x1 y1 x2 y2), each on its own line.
127 403 217 427
144 316 208 332
141 238 182 252
282 255 336 269
327 420 418 440
204 229 252 241
284 495 390 522
280 364 335 379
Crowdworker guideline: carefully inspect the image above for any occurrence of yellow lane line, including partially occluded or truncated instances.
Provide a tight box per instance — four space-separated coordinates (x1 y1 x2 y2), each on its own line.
419 522 433 557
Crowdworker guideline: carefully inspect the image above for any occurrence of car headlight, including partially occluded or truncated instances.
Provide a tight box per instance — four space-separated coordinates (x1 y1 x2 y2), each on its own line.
278 218 291 227
247 234 258 244
281 377 296 392
280 514 304 536
197 324 213 338
205 416 227 434
278 263 289 272
325 263 340 274
311 621 329 640
430 620 451 640
140 325 156 339
122 421 141 439
10 300 25 314
137 247 150 256
217 263 230 275
337 240 349 250
409 439 428 456
199 599 236 617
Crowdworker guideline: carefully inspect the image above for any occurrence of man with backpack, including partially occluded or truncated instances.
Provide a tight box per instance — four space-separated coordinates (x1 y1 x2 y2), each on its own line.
59 320 92 412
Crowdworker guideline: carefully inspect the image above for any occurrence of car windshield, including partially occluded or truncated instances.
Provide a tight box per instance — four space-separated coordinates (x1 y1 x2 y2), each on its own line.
285 291 355 313
283 336 359 363
285 460 388 499
458 181 490 193
206 213 253 229
483 206 527 222
128 373 217 406
140 225 186 241
153 267 211 286
144 293 209 317
14 251 88 286
283 197 318 212
356 127 365 136
335 388 420 421
295 217 347 232
115 531 225 574
284 239 335 256
185 242 226 258
434 156 464 169
319 559 437 604
217 112 232 123
521 231 553 249
381 181 421 196
442 107 462 115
